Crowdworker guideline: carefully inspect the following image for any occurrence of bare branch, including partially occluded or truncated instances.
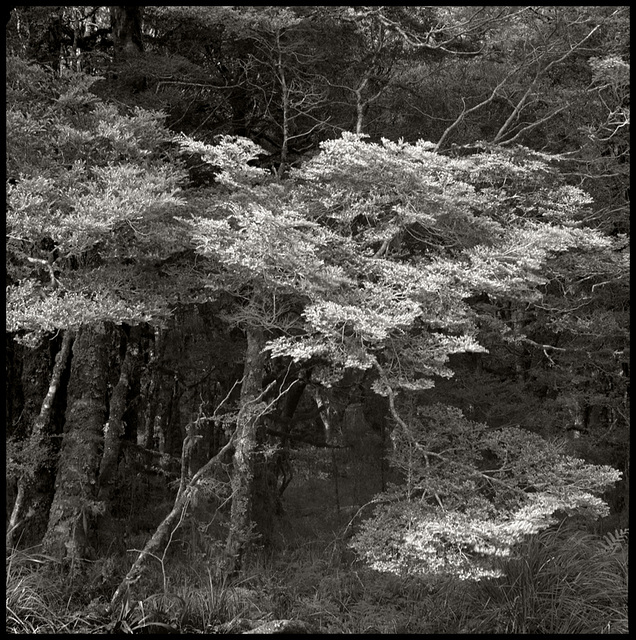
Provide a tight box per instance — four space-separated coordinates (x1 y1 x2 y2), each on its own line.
435 62 525 151
499 104 569 146
494 13 614 144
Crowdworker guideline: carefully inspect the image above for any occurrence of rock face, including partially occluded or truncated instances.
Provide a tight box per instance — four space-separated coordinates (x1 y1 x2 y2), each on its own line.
242 619 318 634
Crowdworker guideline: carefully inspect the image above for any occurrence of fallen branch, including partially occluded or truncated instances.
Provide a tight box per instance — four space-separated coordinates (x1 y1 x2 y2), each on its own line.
109 432 236 613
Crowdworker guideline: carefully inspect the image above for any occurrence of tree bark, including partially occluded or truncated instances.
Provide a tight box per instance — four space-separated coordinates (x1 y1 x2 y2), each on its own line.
97 326 141 506
109 6 143 61
6 336 51 537
225 328 268 573
42 323 110 562
7 330 74 549
109 6 146 93
139 326 162 449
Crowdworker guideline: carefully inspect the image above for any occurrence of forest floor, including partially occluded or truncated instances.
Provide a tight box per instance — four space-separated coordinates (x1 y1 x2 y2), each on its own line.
6 481 628 634
6 448 628 634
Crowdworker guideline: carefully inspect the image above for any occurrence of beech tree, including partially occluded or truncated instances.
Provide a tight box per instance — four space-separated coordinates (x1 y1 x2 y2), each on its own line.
6 54 192 559
287 134 622 577
175 130 621 577
5 7 626 604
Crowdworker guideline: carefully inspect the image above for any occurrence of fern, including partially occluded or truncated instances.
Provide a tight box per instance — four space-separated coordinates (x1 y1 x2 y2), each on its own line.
601 527 629 554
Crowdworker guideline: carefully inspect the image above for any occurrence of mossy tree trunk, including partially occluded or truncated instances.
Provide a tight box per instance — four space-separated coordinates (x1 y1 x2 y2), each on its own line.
109 6 146 93
6 336 52 539
225 328 269 573
97 326 142 507
43 322 110 562
7 330 74 549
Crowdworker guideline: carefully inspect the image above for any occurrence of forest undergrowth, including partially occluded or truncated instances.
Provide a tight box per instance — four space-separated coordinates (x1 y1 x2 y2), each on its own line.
6 515 628 634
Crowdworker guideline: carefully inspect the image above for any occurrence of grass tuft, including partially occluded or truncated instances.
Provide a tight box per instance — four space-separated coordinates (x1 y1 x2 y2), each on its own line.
462 524 628 634
6 548 68 633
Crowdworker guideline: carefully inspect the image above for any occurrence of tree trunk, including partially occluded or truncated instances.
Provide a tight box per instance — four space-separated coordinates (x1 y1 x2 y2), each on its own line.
97 326 141 506
6 335 51 540
510 303 529 381
109 6 143 61
225 328 268 573
275 29 290 179
7 330 74 549
273 370 307 498
109 6 146 93
43 323 110 562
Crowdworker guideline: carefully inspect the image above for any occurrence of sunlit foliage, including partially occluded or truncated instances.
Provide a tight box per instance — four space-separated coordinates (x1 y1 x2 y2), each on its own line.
350 404 621 579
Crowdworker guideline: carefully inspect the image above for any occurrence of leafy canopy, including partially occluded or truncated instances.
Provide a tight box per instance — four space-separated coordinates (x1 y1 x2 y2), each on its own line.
6 55 192 344
176 129 620 578
6 53 622 579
